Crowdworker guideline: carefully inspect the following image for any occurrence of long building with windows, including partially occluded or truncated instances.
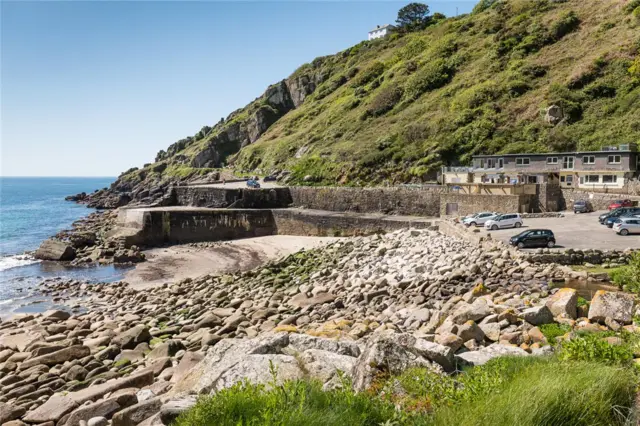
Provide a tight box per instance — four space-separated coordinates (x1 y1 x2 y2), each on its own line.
442 144 638 190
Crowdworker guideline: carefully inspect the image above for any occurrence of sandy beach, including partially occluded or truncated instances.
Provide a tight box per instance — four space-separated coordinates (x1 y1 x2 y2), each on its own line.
123 235 339 289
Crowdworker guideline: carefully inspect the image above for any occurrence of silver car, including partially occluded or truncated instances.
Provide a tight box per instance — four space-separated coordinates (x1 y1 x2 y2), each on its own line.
462 212 497 227
613 217 640 235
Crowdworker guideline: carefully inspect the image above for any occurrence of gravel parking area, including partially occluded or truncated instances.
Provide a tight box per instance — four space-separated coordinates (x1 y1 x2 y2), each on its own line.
476 211 640 251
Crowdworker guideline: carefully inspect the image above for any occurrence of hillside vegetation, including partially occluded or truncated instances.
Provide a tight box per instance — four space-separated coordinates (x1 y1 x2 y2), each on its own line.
115 0 640 192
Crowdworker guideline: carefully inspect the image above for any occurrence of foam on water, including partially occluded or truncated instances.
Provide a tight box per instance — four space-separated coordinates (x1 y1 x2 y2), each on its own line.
0 254 40 272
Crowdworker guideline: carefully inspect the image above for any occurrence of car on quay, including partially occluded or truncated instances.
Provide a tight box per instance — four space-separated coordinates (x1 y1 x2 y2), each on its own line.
601 207 640 227
484 213 523 231
613 217 640 235
509 229 556 249
246 179 261 188
462 212 498 227
608 199 633 210
573 200 593 214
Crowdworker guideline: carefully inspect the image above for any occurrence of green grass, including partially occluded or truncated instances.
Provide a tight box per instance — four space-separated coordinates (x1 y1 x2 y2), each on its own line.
173 356 637 426
539 323 571 345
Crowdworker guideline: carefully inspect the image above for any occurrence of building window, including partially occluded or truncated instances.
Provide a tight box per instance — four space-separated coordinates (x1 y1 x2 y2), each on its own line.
498 158 504 168
603 175 618 184
487 159 495 168
583 156 595 165
608 155 621 164
547 157 558 164
562 156 574 169
527 176 538 184
479 159 485 168
516 158 530 166
566 175 573 186
585 175 599 183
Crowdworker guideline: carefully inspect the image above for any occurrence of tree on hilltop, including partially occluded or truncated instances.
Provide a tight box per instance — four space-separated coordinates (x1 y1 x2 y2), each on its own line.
396 3 431 31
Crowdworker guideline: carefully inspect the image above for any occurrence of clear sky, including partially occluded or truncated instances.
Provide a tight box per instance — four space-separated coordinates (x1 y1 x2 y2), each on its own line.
1 1 475 177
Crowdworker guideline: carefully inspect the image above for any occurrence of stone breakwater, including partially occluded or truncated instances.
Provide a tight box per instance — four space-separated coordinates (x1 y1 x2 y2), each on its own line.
0 229 636 425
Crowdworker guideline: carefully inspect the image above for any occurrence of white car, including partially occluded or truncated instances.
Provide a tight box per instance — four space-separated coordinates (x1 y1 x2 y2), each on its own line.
613 217 640 235
463 212 498 227
484 213 523 230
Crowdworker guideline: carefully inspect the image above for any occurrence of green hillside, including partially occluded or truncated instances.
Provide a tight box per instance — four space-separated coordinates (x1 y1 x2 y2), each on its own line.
116 0 640 192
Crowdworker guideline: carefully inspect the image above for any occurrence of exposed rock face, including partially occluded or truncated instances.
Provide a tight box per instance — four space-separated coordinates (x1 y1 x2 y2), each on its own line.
34 239 76 261
546 288 577 319
455 344 529 366
544 104 564 125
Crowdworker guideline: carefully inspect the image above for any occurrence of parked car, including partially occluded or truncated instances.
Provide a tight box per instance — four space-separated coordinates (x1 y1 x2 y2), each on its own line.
613 217 640 235
608 199 633 210
484 213 523 230
573 200 593 214
599 207 640 224
263 175 277 182
462 212 497 227
602 208 640 227
509 229 556 249
246 179 261 188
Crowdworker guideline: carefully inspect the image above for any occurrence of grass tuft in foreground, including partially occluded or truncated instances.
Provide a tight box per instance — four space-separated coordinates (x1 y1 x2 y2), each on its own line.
173 356 636 426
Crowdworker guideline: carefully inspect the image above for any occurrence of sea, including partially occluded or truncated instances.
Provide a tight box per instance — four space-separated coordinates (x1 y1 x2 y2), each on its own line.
0 177 132 319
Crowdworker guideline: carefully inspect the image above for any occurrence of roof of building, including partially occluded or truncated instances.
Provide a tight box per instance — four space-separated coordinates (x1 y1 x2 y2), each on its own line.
472 149 636 159
368 24 396 33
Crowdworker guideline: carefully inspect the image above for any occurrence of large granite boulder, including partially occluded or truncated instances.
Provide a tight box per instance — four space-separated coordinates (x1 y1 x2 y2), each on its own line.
546 288 578 319
34 239 76 261
455 344 529 367
588 290 634 324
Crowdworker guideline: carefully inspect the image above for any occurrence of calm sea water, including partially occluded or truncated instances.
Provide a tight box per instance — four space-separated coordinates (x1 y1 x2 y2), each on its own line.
0 177 131 318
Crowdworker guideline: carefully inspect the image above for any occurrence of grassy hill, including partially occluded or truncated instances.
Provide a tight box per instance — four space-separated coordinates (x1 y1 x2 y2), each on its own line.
116 0 640 192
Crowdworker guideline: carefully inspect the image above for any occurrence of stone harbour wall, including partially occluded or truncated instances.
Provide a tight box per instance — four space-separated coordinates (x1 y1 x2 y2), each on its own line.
524 248 633 266
288 186 443 216
175 186 292 209
439 193 534 217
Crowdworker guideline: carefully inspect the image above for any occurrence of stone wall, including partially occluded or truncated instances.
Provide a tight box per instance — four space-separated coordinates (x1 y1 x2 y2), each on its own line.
289 187 443 216
524 249 632 266
175 186 292 209
272 209 435 237
439 193 534 217
115 207 436 247
559 188 640 211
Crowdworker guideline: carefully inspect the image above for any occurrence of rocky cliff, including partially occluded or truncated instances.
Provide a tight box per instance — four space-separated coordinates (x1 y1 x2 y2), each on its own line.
75 0 640 207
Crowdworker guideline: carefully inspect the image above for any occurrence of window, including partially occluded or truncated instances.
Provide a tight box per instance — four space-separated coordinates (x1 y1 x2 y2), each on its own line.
547 157 558 164
479 159 485 168
498 158 504 168
516 158 530 166
527 176 538 184
603 175 618 184
562 156 574 169
608 155 621 164
585 175 599 183
487 159 495 168
583 156 595 165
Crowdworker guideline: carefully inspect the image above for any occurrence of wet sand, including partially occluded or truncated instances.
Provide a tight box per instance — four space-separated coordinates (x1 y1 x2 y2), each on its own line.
124 235 339 289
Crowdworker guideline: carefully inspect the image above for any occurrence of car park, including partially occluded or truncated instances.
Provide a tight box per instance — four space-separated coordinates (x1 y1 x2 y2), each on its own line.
613 217 640 235
573 200 593 214
462 212 497 227
484 213 523 230
608 199 633 210
509 229 555 248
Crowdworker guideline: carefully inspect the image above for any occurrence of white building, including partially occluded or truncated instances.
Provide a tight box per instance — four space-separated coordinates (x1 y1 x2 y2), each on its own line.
368 24 396 40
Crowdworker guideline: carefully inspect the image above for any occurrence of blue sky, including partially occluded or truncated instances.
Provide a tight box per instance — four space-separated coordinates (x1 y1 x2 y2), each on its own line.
1 1 475 177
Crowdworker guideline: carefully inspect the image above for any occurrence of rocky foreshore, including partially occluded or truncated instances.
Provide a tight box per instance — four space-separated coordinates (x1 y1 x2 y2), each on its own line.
33 211 145 266
1 229 636 426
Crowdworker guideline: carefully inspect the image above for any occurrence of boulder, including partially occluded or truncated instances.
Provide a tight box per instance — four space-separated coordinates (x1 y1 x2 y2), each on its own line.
455 344 529 367
22 395 78 423
159 397 198 425
112 325 151 349
588 290 634 325
450 299 492 324
521 306 554 326
42 309 71 321
546 288 577 319
63 398 122 426
0 402 26 424
146 340 185 360
112 398 162 426
19 345 90 370
34 239 76 261
351 333 443 392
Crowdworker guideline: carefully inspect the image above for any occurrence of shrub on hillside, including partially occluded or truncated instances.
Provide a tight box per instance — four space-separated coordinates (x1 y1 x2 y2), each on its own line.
364 84 404 117
551 11 581 40
559 333 634 366
625 0 640 14
404 59 453 101
350 61 385 88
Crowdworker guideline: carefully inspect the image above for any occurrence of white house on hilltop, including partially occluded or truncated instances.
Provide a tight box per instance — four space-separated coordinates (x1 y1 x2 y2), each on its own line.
368 24 397 40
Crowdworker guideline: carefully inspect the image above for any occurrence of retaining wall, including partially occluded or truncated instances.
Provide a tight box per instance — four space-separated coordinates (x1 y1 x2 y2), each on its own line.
115 207 435 246
288 186 443 216
439 193 534 217
174 186 292 208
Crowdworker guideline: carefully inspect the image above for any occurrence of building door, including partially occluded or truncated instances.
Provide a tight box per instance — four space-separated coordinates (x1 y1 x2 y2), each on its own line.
446 203 458 215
